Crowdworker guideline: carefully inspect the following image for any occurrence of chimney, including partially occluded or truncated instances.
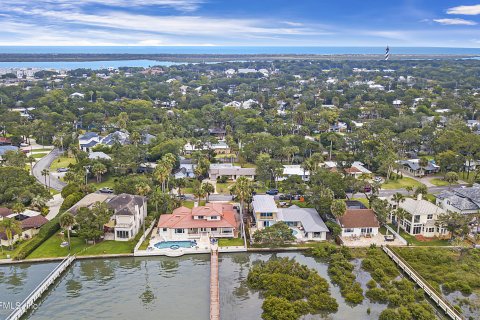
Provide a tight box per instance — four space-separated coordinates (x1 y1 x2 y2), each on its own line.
417 193 423 201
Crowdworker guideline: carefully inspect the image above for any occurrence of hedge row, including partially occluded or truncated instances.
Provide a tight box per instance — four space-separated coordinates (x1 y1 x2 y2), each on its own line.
13 216 61 260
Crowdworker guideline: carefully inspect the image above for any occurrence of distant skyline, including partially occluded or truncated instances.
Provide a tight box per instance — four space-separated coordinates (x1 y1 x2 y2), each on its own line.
0 1 479 47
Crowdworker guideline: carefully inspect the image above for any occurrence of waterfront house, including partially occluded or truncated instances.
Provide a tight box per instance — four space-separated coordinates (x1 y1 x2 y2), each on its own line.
0 214 48 246
277 205 329 241
157 203 239 240
252 195 279 230
387 194 449 238
436 184 480 215
105 194 147 241
338 209 379 238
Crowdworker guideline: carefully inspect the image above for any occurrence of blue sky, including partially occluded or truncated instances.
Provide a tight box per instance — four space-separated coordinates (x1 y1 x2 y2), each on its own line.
0 0 479 47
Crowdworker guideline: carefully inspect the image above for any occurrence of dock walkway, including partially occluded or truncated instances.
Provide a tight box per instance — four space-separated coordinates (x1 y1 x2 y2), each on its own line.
210 246 220 320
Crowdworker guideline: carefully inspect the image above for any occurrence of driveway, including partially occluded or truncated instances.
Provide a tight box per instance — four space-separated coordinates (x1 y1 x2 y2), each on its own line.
45 194 64 220
32 148 67 191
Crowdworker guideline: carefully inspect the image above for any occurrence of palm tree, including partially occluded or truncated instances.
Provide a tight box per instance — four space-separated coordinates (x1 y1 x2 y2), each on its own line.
92 162 107 183
192 181 206 203
395 208 409 235
202 182 215 202
231 177 254 241
405 186 413 196
131 131 141 146
60 212 76 251
12 202 25 215
135 183 152 236
174 178 186 196
41 169 49 188
391 192 405 230
30 195 47 211
330 199 347 220
0 218 22 250
153 160 170 192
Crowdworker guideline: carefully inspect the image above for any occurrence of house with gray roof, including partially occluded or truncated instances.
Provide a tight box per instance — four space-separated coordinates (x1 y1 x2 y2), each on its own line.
397 159 439 177
387 194 449 238
79 132 100 152
106 193 147 241
208 163 255 181
252 195 278 230
436 184 480 215
277 205 328 241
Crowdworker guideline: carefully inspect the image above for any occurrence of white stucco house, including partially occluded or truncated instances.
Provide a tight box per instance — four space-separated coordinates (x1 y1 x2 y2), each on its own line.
106 194 147 241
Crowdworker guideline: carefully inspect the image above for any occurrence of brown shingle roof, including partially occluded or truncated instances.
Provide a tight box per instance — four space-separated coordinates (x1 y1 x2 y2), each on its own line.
21 215 49 229
339 209 379 228
0 207 13 218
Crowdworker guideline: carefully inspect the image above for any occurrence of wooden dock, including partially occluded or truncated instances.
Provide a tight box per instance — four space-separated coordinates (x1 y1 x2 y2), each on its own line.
6 255 75 320
382 246 464 320
210 246 220 320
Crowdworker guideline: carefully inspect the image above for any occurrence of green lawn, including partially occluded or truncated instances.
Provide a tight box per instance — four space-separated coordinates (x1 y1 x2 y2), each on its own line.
387 224 449 246
181 200 206 208
351 197 370 208
1 239 33 259
27 233 137 259
50 156 76 170
381 177 424 190
424 193 436 203
89 175 116 189
216 182 234 194
429 178 449 187
31 153 48 159
218 238 244 247
459 171 475 184
30 148 54 152
233 162 257 168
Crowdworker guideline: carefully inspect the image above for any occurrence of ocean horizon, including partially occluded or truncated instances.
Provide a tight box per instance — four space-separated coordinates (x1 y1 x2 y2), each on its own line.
1 46 480 55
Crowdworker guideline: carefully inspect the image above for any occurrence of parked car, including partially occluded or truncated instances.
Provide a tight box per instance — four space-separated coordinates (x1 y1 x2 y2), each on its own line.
99 187 114 194
57 167 69 173
266 189 279 195
373 176 383 183
176 194 187 200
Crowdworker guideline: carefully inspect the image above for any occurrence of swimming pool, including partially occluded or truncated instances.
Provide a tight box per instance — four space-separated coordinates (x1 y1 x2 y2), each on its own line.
154 240 196 250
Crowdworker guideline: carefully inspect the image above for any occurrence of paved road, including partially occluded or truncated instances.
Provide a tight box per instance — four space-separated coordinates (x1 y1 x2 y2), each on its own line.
32 148 67 192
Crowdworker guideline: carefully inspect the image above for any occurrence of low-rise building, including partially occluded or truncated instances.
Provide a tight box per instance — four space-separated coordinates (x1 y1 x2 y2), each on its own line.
252 195 279 230
106 194 147 241
387 195 449 238
208 164 255 181
436 184 480 215
277 205 328 241
397 159 440 177
339 209 379 238
79 132 100 152
157 203 239 240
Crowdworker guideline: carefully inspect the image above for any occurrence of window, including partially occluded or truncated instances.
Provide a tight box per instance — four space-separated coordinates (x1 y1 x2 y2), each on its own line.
413 225 422 235
200 228 207 232
427 227 435 233
162 228 167 232
263 221 271 227
210 216 219 220
116 230 129 239
260 212 273 218
196 215 204 220
313 232 322 238
175 229 184 234
211 228 218 232
427 214 433 220
344 228 354 233
414 215 420 223
361 228 373 234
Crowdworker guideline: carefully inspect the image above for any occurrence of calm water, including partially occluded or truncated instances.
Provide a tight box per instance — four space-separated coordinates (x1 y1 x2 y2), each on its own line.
0 253 390 320
0 60 185 70
1 46 480 55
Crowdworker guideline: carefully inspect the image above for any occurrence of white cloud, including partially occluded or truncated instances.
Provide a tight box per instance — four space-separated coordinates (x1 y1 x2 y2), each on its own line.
447 4 480 15
433 18 477 25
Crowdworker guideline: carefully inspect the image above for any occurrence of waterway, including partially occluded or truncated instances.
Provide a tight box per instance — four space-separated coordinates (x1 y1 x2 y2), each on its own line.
0 60 185 70
0 253 408 320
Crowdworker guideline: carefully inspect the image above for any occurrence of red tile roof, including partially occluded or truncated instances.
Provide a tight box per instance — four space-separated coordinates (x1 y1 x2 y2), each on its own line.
158 204 238 229
339 209 379 228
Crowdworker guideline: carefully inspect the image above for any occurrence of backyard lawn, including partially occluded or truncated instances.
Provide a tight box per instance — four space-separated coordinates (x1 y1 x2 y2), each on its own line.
50 156 76 170
388 224 450 246
89 175 116 189
27 233 137 259
218 238 244 247
182 200 206 208
381 177 424 190
216 182 234 194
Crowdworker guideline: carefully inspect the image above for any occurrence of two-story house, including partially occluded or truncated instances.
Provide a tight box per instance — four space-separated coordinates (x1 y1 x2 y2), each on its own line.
106 194 147 241
157 203 239 240
252 195 279 229
387 194 449 238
